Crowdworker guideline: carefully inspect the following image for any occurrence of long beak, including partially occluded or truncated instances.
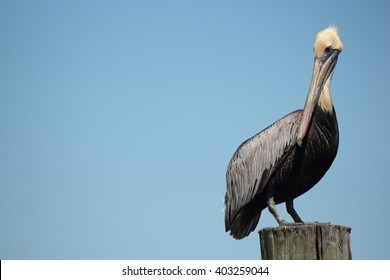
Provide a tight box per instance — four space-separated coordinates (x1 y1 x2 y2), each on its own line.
296 50 339 146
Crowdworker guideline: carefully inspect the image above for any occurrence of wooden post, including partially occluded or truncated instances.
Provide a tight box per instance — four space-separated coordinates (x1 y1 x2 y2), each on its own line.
259 223 352 260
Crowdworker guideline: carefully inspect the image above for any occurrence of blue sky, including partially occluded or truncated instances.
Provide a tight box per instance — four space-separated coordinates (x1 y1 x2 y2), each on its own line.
1 0 389 259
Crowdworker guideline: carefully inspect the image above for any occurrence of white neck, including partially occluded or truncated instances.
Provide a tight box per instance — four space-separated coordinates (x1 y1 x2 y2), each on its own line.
318 77 334 113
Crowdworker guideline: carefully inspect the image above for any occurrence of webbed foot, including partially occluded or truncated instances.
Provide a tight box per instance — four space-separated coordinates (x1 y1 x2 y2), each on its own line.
278 220 305 227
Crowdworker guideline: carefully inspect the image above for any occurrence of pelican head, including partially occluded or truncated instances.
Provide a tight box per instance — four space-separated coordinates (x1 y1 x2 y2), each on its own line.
314 27 343 59
297 27 343 146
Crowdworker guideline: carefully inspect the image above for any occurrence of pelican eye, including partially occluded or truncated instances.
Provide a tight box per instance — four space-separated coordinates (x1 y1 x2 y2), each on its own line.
324 46 332 54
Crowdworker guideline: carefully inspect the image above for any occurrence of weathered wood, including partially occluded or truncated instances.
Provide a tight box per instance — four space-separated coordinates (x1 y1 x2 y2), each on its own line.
259 223 352 260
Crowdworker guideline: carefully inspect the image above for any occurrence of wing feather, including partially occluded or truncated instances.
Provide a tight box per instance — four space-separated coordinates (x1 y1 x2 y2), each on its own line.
225 110 302 230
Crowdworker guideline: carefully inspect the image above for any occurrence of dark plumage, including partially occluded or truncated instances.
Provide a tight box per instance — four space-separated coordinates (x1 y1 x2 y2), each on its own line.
224 27 343 239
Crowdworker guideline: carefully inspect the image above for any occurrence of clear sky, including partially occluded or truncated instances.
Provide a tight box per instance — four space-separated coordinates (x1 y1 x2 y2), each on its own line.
1 0 389 260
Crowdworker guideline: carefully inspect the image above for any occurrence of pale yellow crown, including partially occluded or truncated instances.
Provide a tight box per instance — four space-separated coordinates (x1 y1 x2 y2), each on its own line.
314 26 343 58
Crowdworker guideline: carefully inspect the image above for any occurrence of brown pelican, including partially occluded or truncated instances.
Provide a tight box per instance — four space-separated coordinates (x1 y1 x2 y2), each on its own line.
224 27 343 239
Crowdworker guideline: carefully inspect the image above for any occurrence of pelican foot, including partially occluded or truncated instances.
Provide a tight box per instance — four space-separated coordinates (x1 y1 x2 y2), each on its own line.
278 220 305 227
305 221 331 225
